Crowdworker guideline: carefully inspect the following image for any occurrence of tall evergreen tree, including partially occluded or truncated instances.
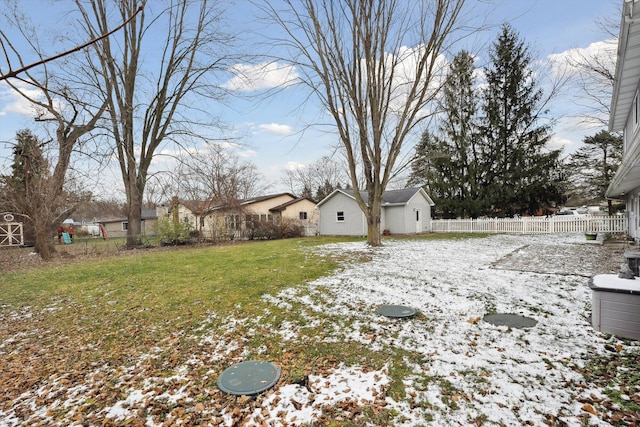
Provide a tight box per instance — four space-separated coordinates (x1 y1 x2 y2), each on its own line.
479 24 564 216
3 130 77 257
409 25 565 217
9 130 49 196
409 130 456 217
409 51 483 218
315 180 335 202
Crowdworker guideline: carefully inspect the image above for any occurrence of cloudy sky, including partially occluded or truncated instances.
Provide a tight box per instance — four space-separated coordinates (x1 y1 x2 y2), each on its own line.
0 0 622 199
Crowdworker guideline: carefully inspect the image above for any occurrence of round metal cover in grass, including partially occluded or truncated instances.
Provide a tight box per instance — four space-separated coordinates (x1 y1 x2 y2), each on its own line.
217 361 281 396
376 304 417 318
483 313 537 329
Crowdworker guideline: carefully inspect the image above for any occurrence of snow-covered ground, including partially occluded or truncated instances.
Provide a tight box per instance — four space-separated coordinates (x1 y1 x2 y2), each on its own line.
245 233 632 426
2 233 638 426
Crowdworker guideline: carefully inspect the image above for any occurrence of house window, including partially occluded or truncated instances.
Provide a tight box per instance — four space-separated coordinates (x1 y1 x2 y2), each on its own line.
337 211 345 222
121 221 128 231
299 211 308 220
246 214 260 229
226 215 240 230
259 214 274 223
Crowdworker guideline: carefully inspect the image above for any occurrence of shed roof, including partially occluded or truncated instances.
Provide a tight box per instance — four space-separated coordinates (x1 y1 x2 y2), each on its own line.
317 187 434 207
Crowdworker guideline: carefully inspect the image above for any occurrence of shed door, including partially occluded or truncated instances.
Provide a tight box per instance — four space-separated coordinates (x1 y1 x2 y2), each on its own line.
415 209 422 233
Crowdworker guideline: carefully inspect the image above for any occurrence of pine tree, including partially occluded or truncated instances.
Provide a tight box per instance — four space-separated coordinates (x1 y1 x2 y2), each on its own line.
9 130 49 202
409 51 483 218
300 185 314 200
315 180 335 202
568 130 622 214
409 130 454 217
479 24 564 216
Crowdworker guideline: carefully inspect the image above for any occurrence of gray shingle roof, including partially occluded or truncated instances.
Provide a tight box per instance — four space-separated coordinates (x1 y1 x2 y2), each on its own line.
341 187 423 205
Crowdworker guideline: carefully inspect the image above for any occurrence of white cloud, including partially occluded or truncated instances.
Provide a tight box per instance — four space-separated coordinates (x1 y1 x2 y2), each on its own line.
381 44 450 118
258 123 293 135
223 62 299 92
284 161 306 171
236 147 257 158
0 80 67 120
548 135 574 150
0 81 40 116
547 38 617 78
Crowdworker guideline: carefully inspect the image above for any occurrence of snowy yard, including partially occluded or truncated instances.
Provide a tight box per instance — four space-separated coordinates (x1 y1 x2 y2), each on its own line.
1 233 638 426
254 234 636 426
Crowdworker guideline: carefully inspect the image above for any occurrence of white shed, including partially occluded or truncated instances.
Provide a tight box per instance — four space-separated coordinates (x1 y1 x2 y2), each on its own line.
317 187 435 236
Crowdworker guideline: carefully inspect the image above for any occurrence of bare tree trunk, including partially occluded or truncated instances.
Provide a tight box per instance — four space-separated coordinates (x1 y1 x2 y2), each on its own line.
125 178 144 246
33 219 55 260
366 205 382 246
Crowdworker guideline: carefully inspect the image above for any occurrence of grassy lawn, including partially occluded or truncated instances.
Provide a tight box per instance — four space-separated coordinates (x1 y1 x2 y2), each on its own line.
1 236 359 356
3 232 633 426
1 234 439 425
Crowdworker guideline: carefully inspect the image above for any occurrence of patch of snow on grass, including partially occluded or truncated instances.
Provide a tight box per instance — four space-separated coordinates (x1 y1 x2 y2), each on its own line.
264 234 626 425
243 365 391 426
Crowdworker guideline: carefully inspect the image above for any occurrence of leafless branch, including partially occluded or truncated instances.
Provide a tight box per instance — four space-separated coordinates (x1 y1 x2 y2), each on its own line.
0 4 143 81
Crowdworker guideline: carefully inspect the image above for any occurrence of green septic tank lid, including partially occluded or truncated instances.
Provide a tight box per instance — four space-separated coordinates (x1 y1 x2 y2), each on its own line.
376 304 417 318
483 313 537 329
217 360 281 396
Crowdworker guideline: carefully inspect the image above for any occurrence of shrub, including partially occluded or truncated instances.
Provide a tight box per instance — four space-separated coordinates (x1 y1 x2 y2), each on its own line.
249 220 304 240
155 217 193 245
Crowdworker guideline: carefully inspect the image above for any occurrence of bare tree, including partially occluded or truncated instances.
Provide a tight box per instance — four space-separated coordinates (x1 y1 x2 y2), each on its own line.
284 155 348 200
0 4 107 259
169 144 266 239
565 43 617 128
257 0 466 245
77 0 235 246
560 10 619 127
2 130 93 259
0 3 142 81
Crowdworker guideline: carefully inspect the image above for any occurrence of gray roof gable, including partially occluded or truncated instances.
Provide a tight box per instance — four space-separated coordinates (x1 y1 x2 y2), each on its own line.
318 187 434 207
342 187 425 204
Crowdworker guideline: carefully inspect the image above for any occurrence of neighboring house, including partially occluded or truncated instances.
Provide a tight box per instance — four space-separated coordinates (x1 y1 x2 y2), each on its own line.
202 193 319 239
316 187 435 236
606 0 640 239
163 198 213 235
269 197 319 236
98 209 159 239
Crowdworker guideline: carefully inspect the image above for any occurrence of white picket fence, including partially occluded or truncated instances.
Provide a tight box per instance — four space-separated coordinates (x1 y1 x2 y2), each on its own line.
431 216 627 235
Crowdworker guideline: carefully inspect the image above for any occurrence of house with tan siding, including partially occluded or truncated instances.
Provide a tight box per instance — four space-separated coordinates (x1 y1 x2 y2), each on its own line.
200 193 319 239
